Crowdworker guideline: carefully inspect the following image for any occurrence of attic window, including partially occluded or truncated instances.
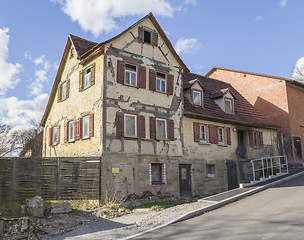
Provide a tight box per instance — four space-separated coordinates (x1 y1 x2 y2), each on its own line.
70 48 74 58
139 26 158 46
225 97 234 113
193 90 202 106
144 29 152 44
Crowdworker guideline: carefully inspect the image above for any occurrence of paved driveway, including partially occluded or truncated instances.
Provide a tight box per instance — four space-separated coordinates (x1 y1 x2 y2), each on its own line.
134 174 304 240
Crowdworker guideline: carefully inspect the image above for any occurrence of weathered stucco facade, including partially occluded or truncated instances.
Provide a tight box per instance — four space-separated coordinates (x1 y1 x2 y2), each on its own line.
41 13 280 198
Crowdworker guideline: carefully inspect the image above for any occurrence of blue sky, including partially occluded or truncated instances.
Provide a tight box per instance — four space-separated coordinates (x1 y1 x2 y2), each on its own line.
1 0 304 130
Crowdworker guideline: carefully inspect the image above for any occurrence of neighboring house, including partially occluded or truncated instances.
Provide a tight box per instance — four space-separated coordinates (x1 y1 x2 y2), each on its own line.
206 67 304 165
182 73 279 189
40 13 279 198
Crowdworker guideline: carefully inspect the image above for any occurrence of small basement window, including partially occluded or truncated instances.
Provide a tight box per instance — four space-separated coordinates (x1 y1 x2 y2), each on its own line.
206 164 215 177
150 163 166 184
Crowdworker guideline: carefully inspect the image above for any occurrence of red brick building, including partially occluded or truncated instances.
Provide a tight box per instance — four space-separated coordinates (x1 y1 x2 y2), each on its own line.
206 67 304 164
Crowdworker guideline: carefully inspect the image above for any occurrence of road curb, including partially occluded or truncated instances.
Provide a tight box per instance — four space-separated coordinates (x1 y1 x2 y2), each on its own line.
125 170 304 239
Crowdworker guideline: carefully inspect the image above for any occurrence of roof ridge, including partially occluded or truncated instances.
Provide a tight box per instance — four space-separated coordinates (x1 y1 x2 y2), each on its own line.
69 34 98 45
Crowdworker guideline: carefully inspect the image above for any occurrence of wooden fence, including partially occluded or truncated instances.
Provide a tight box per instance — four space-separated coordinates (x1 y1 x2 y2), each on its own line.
0 157 102 202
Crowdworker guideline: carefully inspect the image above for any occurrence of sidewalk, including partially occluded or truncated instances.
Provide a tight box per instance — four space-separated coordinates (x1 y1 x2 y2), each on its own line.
127 167 304 239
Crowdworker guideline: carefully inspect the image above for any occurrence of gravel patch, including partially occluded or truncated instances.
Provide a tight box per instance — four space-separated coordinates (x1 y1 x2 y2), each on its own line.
49 200 214 240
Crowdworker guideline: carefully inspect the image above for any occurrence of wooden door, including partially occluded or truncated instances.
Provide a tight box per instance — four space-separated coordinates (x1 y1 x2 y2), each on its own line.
226 160 239 190
179 164 192 198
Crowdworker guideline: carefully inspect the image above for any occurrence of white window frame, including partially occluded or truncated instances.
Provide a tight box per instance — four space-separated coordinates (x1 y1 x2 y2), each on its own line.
199 125 206 142
218 127 224 144
206 164 215 178
82 115 90 139
124 113 137 138
149 163 167 185
125 63 137 87
143 28 153 44
156 118 167 140
193 90 202 106
156 72 166 93
225 98 233 113
68 121 74 142
83 67 91 90
61 81 67 101
253 131 260 148
52 126 57 145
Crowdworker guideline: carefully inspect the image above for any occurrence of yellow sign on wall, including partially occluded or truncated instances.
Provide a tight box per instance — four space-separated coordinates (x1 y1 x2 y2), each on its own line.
112 167 120 173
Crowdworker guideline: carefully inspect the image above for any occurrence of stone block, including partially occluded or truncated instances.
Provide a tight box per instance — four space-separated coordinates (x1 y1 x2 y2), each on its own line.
26 196 44 217
51 202 72 214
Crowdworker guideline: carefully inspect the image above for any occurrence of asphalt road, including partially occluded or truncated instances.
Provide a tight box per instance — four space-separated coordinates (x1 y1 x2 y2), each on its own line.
134 174 304 240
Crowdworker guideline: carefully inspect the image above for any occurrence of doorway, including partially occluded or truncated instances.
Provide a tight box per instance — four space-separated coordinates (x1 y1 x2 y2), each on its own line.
179 164 192 198
293 136 303 163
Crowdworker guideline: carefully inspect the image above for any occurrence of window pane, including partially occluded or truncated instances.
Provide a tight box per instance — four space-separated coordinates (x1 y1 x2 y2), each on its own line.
69 121 74 141
151 164 161 182
53 128 57 145
125 72 130 85
200 125 205 140
156 79 161 91
131 72 136 86
193 91 201 105
218 128 223 142
125 115 136 136
225 99 232 113
125 64 137 86
84 68 91 89
161 80 166 92
61 82 66 100
83 116 89 138
157 119 166 139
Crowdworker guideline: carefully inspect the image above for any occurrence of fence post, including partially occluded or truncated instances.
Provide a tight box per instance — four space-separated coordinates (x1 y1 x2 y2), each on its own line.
56 157 61 200
251 161 255 182
99 157 102 201
11 158 17 201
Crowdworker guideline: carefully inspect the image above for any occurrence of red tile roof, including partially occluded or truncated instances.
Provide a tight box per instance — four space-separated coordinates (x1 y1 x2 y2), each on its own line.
183 73 279 129
69 34 98 57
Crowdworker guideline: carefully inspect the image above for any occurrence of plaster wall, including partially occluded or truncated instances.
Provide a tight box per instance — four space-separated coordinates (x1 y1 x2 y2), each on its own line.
43 48 104 157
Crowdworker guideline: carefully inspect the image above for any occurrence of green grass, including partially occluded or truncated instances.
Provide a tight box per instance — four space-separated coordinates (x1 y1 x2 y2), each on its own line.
135 200 182 211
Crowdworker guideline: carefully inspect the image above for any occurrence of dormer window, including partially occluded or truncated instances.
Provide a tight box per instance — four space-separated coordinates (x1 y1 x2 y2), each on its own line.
224 97 234 113
138 26 158 46
193 90 202 106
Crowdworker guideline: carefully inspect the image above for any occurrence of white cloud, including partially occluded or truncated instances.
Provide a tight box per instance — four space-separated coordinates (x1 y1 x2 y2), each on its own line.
256 15 263 21
192 64 204 75
176 0 197 11
279 0 287 8
34 55 45 66
0 94 48 130
54 0 174 37
174 38 201 54
0 28 22 95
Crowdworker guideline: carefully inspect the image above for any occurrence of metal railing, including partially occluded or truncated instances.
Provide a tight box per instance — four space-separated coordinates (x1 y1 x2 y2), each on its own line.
250 155 288 182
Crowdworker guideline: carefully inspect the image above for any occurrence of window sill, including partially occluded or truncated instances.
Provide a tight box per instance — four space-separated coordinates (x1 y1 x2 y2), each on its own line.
151 182 165 185
82 136 90 140
199 141 210 145
156 138 168 141
207 174 215 178
68 140 75 143
218 143 228 147
124 135 138 139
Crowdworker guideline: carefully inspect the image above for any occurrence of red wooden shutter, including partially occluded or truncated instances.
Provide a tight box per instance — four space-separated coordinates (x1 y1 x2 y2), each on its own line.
153 31 158 47
249 130 253 147
57 86 61 102
79 70 83 91
259 131 263 147
138 26 144 43
139 115 146 138
193 122 200 142
75 119 80 140
209 124 218 144
48 128 52 146
116 112 124 137
117 60 125 84
64 123 68 143
66 79 70 99
149 69 156 91
167 74 174 95
139 66 146 89
91 63 95 86
79 117 83 139
89 113 94 137
56 125 60 145
150 117 156 139
226 127 231 145
168 119 174 141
